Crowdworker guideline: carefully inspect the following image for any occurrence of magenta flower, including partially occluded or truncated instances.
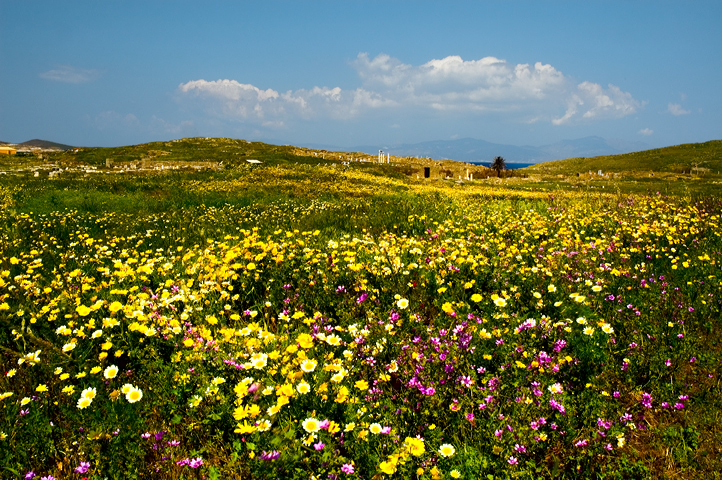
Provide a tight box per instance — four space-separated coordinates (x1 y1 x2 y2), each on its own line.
24 472 36 480
341 463 355 474
74 462 90 474
508 456 518 465
189 457 203 468
314 441 325 451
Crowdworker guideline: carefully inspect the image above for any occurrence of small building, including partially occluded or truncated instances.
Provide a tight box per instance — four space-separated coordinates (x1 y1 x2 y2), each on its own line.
0 146 17 155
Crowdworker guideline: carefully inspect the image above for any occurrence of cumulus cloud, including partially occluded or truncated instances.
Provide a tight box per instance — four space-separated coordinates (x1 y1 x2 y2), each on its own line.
39 65 100 84
178 53 642 128
638 128 654 136
668 103 690 116
552 82 643 125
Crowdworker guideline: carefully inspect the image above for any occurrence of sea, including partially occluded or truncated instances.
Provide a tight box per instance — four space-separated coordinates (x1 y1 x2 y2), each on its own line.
469 162 535 170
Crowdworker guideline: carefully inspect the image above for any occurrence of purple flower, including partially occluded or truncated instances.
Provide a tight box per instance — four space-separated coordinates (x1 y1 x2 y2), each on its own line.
260 450 281 461
24 472 36 480
314 441 325 451
575 439 588 448
189 457 203 468
341 463 355 474
74 462 90 474
465 412 475 422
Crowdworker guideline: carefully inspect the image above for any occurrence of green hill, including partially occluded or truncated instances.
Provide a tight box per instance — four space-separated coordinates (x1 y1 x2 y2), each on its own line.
525 140 722 174
46 137 357 167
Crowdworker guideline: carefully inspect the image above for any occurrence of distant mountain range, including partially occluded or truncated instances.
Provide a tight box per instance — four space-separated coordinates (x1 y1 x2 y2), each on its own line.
1 136 651 162
344 136 651 164
0 139 74 150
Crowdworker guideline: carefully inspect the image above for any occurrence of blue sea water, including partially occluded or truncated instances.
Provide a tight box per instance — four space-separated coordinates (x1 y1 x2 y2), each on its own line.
470 162 534 169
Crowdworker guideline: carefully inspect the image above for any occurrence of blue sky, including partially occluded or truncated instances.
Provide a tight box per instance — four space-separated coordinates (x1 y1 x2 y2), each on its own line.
1 0 720 150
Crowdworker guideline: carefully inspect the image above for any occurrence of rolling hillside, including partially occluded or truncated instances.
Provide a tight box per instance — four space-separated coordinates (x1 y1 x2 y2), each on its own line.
525 140 722 174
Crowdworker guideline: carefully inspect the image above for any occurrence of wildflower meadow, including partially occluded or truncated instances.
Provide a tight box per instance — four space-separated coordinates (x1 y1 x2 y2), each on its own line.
1 155 721 479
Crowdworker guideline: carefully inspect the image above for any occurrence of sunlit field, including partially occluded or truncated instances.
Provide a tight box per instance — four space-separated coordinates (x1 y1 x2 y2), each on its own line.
1 161 721 480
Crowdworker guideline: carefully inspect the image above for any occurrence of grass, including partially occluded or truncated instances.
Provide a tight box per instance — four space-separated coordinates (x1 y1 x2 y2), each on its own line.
524 140 722 175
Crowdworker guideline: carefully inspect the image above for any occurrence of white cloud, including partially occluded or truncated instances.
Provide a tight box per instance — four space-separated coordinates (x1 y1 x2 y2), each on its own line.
668 103 690 116
178 53 642 128
39 65 100 84
638 128 654 136
553 82 642 125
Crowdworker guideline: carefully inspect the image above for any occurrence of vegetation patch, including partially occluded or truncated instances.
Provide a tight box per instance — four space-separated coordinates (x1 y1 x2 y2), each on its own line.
1 138 721 479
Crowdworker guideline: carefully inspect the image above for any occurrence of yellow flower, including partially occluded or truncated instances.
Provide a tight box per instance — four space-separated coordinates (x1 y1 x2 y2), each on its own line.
355 379 369 390
108 301 124 313
404 437 426 456
297 333 314 349
470 293 483 302
234 421 256 434
451 470 462 479
35 384 48 393
76 305 92 317
379 460 397 475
